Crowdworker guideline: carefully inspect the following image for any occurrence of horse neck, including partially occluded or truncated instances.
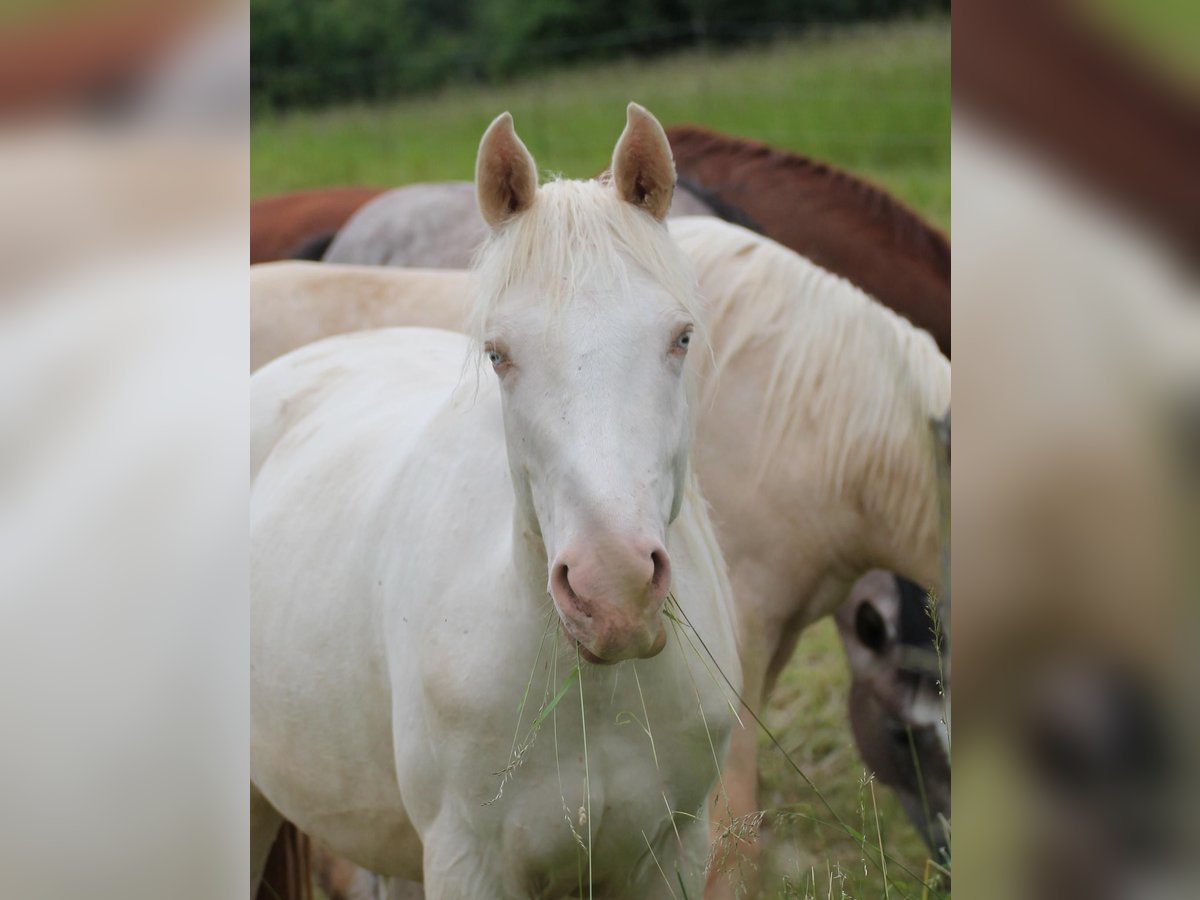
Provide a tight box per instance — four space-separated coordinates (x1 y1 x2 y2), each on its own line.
669 128 950 279
667 127 951 354
705 262 949 592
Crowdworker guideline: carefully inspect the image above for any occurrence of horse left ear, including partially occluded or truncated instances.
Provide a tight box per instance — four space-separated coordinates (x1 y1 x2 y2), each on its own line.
476 112 539 229
612 102 675 221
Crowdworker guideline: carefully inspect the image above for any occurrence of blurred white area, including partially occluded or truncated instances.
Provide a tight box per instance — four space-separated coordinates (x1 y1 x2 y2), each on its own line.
0 230 247 900
953 115 1198 678
952 89 1200 900
0 5 248 900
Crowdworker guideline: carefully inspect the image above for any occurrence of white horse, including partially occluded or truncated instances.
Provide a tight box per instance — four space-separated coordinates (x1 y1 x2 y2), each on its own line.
252 214 950 897
250 105 741 899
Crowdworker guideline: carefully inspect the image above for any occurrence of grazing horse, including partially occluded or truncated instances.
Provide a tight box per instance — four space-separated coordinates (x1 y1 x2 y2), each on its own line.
251 105 741 899
664 125 951 356
322 179 715 268
836 571 950 860
250 186 388 264
670 216 948 898
250 213 950 897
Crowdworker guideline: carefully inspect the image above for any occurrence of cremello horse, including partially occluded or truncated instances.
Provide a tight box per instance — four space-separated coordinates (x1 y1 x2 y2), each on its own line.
251 105 741 899
252 212 950 896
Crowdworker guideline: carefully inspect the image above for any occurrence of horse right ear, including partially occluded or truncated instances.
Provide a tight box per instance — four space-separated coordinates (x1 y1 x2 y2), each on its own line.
476 112 538 229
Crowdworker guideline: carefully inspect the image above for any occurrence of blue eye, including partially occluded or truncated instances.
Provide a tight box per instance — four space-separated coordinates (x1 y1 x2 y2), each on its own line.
675 330 692 351
486 348 506 368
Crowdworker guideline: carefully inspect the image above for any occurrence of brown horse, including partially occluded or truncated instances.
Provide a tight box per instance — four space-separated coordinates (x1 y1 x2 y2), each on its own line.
0 1 203 117
664 125 951 356
250 186 388 264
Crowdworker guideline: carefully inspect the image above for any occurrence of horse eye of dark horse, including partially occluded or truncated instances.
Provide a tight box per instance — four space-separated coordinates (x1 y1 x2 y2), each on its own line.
855 600 888 653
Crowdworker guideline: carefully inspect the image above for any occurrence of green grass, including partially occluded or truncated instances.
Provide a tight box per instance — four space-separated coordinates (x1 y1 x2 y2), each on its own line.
258 18 950 898
252 17 950 231
756 618 944 898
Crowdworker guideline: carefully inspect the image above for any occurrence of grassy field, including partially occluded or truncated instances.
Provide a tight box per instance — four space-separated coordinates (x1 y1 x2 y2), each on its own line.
252 18 949 232
254 18 949 899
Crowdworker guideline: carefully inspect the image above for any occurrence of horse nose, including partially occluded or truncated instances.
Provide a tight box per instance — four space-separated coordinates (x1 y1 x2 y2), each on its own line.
549 538 671 661
553 539 671 608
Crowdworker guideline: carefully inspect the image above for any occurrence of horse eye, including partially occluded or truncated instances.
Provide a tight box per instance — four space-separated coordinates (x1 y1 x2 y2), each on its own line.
674 330 692 352
486 348 506 368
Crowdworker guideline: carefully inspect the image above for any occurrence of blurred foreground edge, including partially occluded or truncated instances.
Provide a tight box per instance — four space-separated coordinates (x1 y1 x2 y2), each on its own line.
953 2 1199 899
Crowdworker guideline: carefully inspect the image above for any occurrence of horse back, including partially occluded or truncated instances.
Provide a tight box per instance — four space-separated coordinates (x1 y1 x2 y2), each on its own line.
251 186 387 264
666 125 951 355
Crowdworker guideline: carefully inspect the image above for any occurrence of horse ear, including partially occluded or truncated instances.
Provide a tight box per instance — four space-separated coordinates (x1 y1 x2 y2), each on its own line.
611 102 675 221
476 112 538 229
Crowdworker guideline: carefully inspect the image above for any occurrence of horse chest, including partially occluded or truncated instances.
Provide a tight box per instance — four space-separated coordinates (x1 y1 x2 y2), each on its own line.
413 638 732 892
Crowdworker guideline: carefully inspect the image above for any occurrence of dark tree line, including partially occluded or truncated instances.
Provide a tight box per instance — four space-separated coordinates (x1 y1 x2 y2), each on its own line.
251 0 949 111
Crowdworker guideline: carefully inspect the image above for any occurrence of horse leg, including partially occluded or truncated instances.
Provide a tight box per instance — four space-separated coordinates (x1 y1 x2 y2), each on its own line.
310 841 394 900
386 877 427 899
636 816 712 900
420 819 508 900
704 658 768 900
249 782 283 897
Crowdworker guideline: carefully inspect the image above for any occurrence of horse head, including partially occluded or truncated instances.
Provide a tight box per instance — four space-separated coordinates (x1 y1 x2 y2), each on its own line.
472 104 700 664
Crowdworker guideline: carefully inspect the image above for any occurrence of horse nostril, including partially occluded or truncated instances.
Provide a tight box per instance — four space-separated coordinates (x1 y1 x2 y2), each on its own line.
552 562 571 596
649 548 671 597
552 562 589 616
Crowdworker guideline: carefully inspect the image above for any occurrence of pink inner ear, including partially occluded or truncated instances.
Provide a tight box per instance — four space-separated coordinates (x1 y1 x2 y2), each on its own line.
501 177 524 214
480 141 535 221
615 122 674 216
634 171 658 205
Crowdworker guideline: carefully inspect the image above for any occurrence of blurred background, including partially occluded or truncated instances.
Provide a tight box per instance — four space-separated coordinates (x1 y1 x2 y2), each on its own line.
250 2 950 230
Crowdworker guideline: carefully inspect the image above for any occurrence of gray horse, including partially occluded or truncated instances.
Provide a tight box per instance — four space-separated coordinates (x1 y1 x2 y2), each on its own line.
323 179 717 268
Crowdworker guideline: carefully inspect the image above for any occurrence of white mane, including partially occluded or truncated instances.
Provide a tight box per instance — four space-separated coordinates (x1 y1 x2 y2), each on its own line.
670 216 951 541
469 177 703 341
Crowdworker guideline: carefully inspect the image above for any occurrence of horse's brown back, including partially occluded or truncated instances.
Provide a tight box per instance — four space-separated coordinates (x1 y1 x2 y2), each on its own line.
251 186 388 264
666 125 951 355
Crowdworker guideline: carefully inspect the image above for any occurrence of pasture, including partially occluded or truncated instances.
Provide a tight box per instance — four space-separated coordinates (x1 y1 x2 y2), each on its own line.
252 18 949 232
252 18 949 900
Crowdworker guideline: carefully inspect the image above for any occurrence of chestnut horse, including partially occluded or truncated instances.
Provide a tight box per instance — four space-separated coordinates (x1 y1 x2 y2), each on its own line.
250 186 388 264
664 125 950 356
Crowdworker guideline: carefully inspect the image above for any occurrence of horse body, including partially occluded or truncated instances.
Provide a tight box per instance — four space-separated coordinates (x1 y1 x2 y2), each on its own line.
323 183 487 269
251 107 740 899
668 218 947 895
323 180 715 269
250 263 466 371
252 329 736 894
251 186 388 264
251 215 949 897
